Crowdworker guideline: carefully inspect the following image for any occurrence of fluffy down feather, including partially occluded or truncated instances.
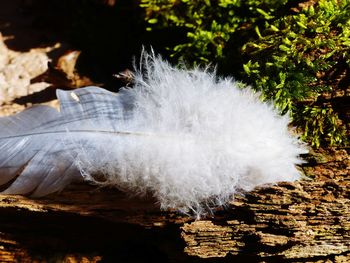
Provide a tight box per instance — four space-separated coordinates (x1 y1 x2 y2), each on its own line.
0 52 307 217
76 53 307 216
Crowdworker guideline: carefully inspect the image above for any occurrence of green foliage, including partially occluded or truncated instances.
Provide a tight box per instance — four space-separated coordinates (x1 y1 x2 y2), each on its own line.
293 106 345 148
243 0 349 147
141 0 289 63
141 0 350 147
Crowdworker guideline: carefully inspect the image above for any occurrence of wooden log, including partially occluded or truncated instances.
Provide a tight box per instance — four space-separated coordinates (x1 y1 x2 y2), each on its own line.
0 148 349 262
182 179 350 261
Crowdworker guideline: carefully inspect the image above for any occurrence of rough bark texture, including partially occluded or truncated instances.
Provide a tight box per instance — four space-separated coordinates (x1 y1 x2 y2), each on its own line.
181 148 350 262
182 179 350 260
0 148 349 262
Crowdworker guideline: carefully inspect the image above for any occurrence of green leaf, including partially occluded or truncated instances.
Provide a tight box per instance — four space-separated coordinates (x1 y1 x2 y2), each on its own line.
279 44 290 52
148 18 158 24
256 8 274 19
296 21 308 29
243 63 250 74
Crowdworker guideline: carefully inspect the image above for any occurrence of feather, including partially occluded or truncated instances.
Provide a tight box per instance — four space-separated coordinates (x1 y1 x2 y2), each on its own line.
0 52 307 217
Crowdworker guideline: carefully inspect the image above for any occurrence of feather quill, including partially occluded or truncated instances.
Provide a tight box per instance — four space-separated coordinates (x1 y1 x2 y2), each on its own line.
0 53 306 216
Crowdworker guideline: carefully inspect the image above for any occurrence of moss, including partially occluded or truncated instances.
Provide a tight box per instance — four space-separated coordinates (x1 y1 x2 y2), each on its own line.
141 0 350 147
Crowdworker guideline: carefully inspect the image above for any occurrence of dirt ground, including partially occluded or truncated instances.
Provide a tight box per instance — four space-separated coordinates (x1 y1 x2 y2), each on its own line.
0 0 71 116
0 0 114 117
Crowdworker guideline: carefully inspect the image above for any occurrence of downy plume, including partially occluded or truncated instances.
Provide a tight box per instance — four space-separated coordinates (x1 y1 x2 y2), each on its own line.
0 52 307 217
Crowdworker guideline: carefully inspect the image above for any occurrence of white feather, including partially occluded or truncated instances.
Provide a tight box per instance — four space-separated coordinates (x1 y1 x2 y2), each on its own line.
0 52 307 217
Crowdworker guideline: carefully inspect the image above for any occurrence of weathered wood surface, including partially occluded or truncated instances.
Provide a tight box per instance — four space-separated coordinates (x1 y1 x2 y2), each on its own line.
0 148 349 262
182 180 350 260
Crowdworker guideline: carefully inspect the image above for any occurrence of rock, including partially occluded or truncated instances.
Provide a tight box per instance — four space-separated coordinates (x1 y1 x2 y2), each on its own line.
0 33 52 108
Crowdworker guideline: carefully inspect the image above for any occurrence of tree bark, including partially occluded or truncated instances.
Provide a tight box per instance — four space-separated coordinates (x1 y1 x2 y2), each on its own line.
0 148 349 262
